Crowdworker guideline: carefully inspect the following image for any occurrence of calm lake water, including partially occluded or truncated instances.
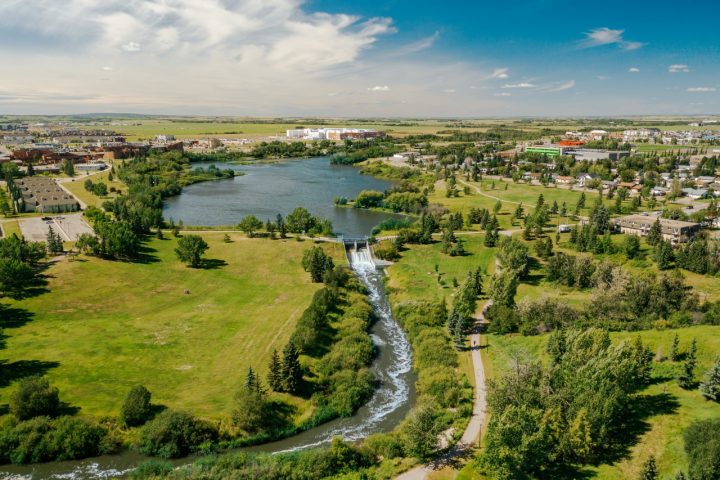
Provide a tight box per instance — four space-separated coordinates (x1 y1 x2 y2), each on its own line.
163 156 405 236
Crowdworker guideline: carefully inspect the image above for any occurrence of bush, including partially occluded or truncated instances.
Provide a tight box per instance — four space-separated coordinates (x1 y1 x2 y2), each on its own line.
121 385 153 427
131 460 174 479
137 410 217 459
684 418 720 480
10 376 60 420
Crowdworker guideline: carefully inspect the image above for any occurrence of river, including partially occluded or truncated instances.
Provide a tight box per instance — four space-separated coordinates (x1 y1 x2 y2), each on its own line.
163 156 406 236
0 159 415 479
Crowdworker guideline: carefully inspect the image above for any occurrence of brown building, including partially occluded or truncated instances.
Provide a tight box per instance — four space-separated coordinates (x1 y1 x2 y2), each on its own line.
613 215 700 243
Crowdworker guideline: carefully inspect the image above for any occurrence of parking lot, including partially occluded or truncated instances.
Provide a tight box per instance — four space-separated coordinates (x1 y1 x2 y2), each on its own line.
19 213 93 242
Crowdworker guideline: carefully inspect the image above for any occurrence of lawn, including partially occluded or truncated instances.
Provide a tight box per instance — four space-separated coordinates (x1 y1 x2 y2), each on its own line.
0 220 21 238
61 169 128 208
483 326 720 479
385 235 496 304
0 233 344 419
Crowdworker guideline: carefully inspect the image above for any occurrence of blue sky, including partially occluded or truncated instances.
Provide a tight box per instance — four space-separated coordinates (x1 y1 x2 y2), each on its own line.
0 0 717 116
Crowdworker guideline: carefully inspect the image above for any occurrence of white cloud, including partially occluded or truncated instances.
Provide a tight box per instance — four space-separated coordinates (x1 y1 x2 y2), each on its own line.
628 67 640 73
687 87 716 92
547 80 576 92
502 82 535 89
121 41 141 52
580 27 645 50
669 64 690 73
394 31 440 55
102 66 113 71
368 85 390 92
494 92 512 97
490 68 509 79
443 89 456 94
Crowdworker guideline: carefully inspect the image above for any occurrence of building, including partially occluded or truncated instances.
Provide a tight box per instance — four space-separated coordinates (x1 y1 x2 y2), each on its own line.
285 128 384 140
14 177 79 213
525 145 568 157
613 215 700 243
570 148 630 162
623 128 661 142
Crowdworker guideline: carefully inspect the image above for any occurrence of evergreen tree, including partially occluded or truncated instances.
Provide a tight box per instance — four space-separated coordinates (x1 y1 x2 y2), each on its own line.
281 342 302 394
551 200 558 215
670 333 680 361
647 218 662 246
639 456 658 480
575 192 586 214
678 338 697 389
624 234 640 260
493 200 502 214
536 194 545 209
654 240 674 270
46 226 63 254
26 162 35 176
560 201 567 217
484 225 498 247
514 202 524 219
699 357 720 402
267 349 283 392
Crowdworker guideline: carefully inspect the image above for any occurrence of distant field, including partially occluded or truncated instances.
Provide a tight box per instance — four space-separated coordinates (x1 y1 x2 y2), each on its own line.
485 326 720 480
0 234 343 418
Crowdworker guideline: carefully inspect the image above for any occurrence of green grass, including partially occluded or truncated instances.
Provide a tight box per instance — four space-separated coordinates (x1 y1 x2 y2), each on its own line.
1 220 21 238
62 170 127 208
385 235 496 304
0 234 344 419
483 326 720 479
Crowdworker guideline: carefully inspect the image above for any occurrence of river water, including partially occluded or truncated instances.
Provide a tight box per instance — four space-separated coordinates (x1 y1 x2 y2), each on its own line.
0 161 415 479
163 156 406 236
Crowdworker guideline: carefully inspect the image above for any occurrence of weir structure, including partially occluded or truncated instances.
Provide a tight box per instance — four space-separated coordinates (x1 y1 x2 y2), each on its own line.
338 234 376 267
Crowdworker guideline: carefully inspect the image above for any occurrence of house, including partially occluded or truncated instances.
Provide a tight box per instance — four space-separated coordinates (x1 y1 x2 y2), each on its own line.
695 176 716 187
554 175 575 185
613 215 700 243
650 186 669 197
576 173 600 188
682 188 708 199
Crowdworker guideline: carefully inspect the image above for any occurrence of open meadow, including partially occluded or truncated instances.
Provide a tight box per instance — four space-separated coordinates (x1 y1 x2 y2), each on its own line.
0 233 344 418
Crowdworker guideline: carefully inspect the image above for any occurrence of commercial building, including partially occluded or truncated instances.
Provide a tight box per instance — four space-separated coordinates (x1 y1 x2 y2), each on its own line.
15 177 80 213
613 215 700 243
525 145 568 157
571 149 630 162
285 128 384 140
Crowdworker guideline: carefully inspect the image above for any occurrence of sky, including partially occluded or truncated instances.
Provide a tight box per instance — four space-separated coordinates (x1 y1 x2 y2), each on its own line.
0 0 718 117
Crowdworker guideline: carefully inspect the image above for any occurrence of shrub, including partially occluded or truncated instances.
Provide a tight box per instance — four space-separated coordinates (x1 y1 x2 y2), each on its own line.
684 418 720 480
120 385 153 427
137 410 217 459
131 460 174 479
10 376 60 420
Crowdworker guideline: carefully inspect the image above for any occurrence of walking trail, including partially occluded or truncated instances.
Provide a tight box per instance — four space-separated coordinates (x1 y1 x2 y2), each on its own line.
396 301 491 480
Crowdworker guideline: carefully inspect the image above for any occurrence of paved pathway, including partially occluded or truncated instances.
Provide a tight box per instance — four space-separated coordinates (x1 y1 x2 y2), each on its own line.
396 301 490 480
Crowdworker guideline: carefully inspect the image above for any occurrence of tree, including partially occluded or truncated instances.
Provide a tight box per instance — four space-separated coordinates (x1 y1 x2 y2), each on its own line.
46 226 63 254
121 385 153 427
402 405 441 459
137 410 216 459
655 240 674 270
670 333 681 361
10 376 60 420
624 235 641 260
26 162 35 176
174 235 209 268
62 159 75 177
647 218 662 246
493 200 502 214
575 192 586 214
484 224 499 247
281 342 302 394
267 349 284 392
700 357 720 402
679 338 698 389
301 246 334 283
489 270 519 308
639 456 658 480
238 215 263 238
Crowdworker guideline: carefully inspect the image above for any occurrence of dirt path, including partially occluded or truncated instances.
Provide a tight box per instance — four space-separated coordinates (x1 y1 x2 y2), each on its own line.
456 178 531 208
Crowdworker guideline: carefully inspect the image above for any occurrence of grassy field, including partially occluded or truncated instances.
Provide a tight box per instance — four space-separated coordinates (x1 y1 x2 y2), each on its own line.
484 326 720 479
0 233 344 419
385 235 496 304
61 169 127 208
429 178 593 230
0 219 21 238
